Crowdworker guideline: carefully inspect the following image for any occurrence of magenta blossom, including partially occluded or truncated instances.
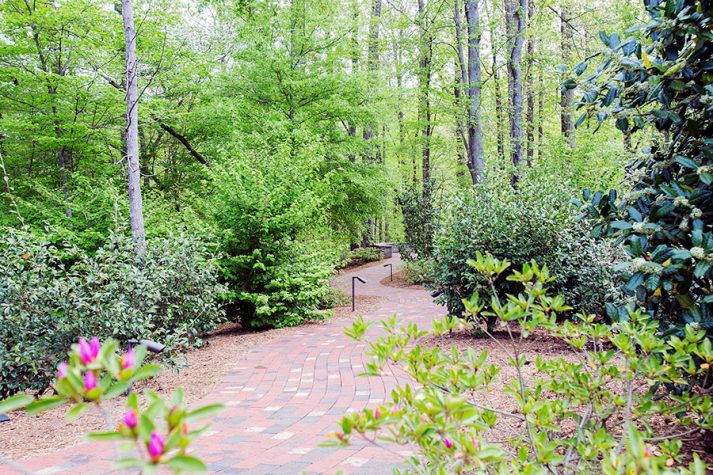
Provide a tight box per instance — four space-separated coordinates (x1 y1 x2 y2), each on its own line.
472 437 479 451
57 362 68 379
373 408 381 420
121 347 136 370
123 408 138 429
84 371 97 392
443 438 454 450
148 431 166 461
79 336 100 364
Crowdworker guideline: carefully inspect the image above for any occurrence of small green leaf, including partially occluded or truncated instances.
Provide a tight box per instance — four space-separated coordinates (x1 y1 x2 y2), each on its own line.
26 396 67 415
166 455 208 473
185 404 225 423
0 394 34 414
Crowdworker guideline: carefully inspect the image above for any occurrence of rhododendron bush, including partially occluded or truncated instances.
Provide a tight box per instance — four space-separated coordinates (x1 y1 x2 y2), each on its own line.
0 337 223 474
330 253 713 473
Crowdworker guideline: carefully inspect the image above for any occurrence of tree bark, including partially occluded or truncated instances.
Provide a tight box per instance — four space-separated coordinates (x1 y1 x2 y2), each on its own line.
417 0 433 196
505 0 527 174
122 0 146 257
465 0 484 184
487 0 506 162
363 0 382 160
560 3 575 148
537 66 544 159
525 0 535 165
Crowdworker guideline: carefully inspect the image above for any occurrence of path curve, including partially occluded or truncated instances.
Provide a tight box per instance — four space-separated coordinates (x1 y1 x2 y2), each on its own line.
4 254 443 475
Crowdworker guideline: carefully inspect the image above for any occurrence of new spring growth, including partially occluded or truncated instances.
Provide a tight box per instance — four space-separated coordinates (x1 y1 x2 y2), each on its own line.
121 348 136 370
84 371 97 392
122 408 138 430
148 431 166 462
79 336 100 365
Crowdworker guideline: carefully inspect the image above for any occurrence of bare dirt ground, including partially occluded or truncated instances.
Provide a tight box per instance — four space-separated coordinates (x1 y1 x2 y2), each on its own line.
0 293 383 460
379 270 423 290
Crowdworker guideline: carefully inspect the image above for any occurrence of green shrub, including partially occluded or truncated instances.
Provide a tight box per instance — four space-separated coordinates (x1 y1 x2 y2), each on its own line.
430 180 618 322
333 253 713 473
319 287 350 309
574 0 712 336
402 259 435 285
0 229 226 397
345 247 383 267
212 155 337 328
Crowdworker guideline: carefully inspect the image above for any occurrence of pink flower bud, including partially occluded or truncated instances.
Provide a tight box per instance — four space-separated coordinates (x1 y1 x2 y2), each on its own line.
57 362 68 379
84 371 97 392
121 348 135 370
79 336 100 364
123 408 138 429
443 438 453 449
373 408 381 420
148 431 166 461
472 437 479 451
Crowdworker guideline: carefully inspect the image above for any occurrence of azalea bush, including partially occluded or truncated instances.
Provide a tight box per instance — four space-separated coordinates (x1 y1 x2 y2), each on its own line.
0 229 226 397
573 0 712 335
0 336 222 474
331 253 713 473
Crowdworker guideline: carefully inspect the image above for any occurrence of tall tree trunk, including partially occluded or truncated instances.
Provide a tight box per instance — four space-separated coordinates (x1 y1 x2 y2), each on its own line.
465 0 484 184
537 66 544 159
417 0 433 196
505 0 527 174
560 3 575 148
487 0 506 162
525 0 535 165
363 0 382 160
347 0 359 145
122 0 146 257
454 0 469 173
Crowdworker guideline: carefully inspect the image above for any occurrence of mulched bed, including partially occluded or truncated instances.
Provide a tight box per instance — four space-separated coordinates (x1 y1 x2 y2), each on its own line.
0 294 384 460
419 326 713 466
379 270 423 289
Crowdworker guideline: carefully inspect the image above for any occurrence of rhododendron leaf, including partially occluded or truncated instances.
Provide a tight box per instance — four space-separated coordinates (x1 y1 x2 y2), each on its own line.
166 455 208 473
133 365 163 381
104 382 131 399
66 402 91 421
171 388 184 407
87 431 123 441
0 394 34 413
185 404 225 423
114 457 144 470
26 396 67 415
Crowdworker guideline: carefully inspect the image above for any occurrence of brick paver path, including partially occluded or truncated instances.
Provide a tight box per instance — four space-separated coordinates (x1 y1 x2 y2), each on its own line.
3 254 443 474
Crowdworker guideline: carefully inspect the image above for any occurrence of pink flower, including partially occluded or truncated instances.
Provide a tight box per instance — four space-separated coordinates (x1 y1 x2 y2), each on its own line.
123 409 138 429
373 408 381 420
79 336 100 364
84 371 97 392
57 362 68 379
148 431 166 461
443 438 453 449
472 437 479 451
121 348 135 370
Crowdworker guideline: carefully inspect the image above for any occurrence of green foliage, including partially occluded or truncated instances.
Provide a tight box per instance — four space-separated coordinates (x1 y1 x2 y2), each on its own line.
399 184 437 261
575 0 713 335
332 253 713 473
402 259 436 285
0 229 225 397
430 177 618 321
345 247 384 267
0 338 221 473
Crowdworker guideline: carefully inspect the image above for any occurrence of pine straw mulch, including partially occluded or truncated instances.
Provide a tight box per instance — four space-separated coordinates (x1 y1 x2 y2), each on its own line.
0 294 384 461
379 270 423 289
418 327 713 466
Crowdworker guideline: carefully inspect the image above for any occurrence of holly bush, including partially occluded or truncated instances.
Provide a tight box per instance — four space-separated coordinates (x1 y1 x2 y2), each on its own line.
331 253 712 473
573 0 713 335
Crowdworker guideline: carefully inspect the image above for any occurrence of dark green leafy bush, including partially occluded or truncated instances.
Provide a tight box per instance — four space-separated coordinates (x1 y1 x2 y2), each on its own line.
431 180 618 321
574 0 713 335
0 229 226 397
344 247 383 267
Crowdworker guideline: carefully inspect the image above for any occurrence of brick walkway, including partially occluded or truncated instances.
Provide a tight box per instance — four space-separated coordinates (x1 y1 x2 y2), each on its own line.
4 254 443 474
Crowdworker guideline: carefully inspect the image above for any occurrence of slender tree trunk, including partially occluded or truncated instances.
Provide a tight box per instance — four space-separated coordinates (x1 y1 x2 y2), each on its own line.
525 0 534 165
505 0 527 175
537 66 544 159
417 0 433 196
347 0 359 146
465 0 484 184
454 0 469 173
560 3 575 148
363 0 382 160
488 0 506 162
122 0 146 257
